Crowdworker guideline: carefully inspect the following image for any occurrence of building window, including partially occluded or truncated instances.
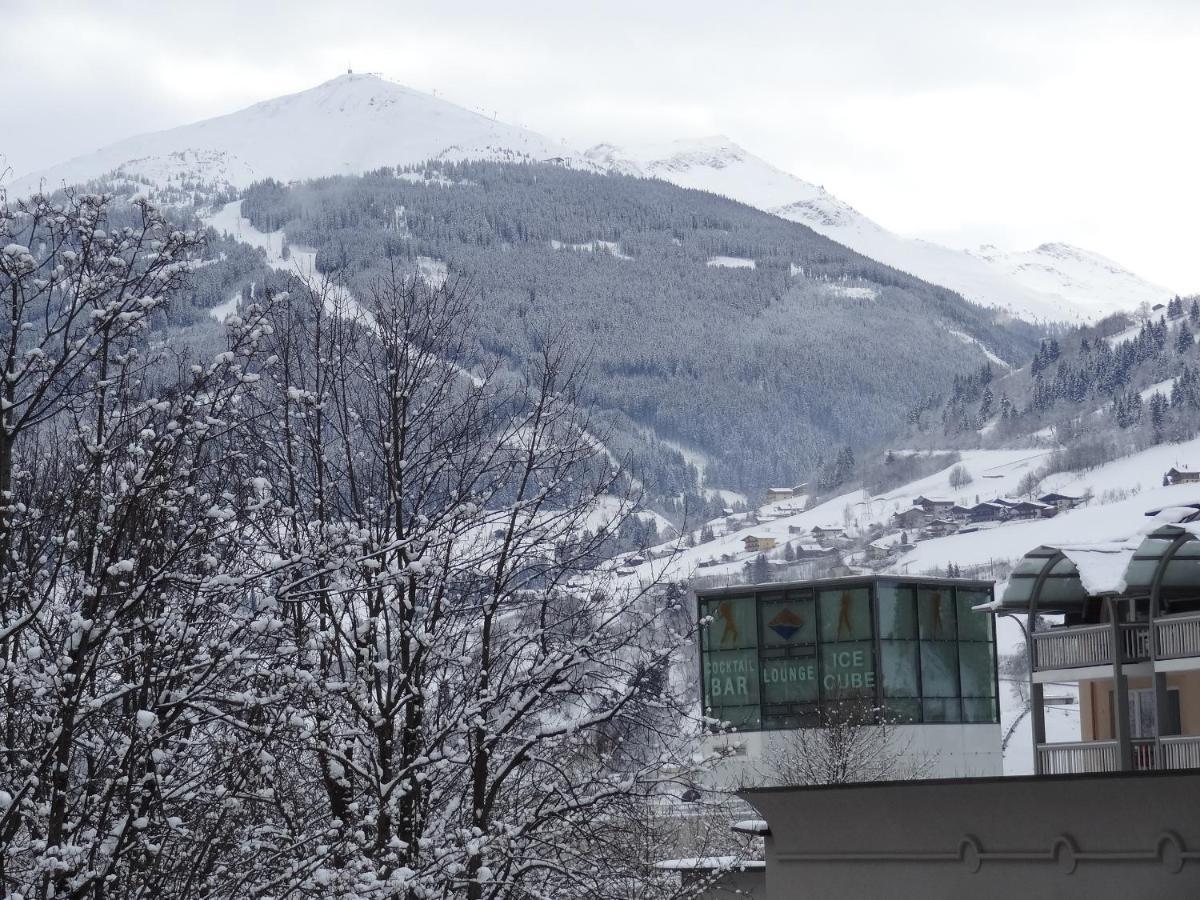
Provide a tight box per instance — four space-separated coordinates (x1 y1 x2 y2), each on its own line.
1112 688 1183 738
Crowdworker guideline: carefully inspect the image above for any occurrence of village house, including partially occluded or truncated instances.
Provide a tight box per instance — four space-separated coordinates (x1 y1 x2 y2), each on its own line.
809 525 845 545
1037 491 1083 513
1004 499 1052 520
923 518 959 538
1165 466 1200 485
864 539 893 562
911 495 956 516
966 500 1007 523
891 507 928 530
766 487 794 502
742 534 778 553
787 524 807 535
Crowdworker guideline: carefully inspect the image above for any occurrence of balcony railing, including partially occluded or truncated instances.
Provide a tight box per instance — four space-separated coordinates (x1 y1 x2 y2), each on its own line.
1038 736 1200 774
1031 623 1148 670
1155 613 1200 660
1037 740 1119 775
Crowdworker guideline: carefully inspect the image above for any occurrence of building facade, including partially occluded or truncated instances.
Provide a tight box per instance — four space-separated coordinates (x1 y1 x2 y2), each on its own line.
991 506 1200 774
696 576 1003 780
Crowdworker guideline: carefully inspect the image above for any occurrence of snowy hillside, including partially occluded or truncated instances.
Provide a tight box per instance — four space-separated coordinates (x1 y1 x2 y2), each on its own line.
971 242 1171 321
590 137 1171 324
8 73 588 198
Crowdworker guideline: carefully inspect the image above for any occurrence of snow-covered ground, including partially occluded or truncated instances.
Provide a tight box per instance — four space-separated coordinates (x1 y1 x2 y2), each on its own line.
706 255 756 269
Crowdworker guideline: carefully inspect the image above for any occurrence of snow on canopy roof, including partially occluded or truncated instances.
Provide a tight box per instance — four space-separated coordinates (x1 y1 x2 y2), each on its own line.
731 818 770 835
654 857 766 871
999 504 1200 608
1058 544 1134 596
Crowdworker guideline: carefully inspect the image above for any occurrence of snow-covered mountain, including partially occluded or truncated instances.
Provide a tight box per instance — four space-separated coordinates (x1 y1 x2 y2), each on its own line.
587 137 1172 323
8 73 589 198
970 242 1171 321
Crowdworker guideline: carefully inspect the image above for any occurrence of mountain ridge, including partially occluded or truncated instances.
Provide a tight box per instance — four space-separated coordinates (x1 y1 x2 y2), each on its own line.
589 136 1173 324
7 73 592 199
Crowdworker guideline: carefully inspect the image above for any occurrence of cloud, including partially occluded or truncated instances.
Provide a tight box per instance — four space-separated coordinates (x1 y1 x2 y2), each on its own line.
3 0 1198 290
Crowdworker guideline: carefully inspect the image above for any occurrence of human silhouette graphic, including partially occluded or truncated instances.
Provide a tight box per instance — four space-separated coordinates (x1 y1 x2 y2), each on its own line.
717 600 740 646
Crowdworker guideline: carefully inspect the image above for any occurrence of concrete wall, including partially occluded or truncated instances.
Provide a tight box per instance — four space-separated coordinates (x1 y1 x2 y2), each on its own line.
702 723 1002 789
744 771 1200 899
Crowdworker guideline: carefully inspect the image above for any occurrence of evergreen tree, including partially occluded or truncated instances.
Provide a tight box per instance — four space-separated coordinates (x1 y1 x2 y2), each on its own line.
1178 322 1195 353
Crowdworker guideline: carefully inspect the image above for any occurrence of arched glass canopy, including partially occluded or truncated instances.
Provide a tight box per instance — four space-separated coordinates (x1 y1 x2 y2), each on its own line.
999 507 1200 617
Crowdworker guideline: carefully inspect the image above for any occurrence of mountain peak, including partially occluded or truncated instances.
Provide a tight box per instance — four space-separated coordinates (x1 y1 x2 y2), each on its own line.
8 75 584 199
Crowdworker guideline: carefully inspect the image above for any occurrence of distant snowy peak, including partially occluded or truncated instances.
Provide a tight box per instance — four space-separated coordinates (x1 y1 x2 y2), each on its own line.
970 242 1172 319
590 137 1170 324
588 136 864 227
9 73 591 199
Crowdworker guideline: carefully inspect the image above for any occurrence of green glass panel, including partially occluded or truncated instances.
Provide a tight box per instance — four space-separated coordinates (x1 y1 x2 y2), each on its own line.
761 656 819 704
1162 558 1200 588
917 587 957 640
959 643 996 698
920 642 959 697
880 640 920 698
923 698 962 723
877 583 917 639
819 588 872 642
709 704 761 730
819 641 876 701
703 648 760 709
962 698 998 723
760 594 816 648
701 596 757 651
885 698 922 724
956 589 993 641
1002 578 1035 605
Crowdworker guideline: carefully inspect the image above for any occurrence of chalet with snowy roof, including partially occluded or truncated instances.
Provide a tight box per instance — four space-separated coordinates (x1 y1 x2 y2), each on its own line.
864 539 893 561
809 525 845 544
1165 466 1200 485
891 507 928 529
948 503 973 522
912 495 955 515
1038 491 1083 512
787 524 807 535
966 501 1007 523
742 534 777 553
1005 499 1052 520
923 518 960 538
766 487 795 502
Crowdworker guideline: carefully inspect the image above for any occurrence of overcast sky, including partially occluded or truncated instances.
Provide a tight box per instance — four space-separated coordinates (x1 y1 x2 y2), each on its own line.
4 0 1199 291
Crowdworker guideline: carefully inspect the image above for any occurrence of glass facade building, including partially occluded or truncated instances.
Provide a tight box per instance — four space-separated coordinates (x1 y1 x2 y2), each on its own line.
698 576 998 731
